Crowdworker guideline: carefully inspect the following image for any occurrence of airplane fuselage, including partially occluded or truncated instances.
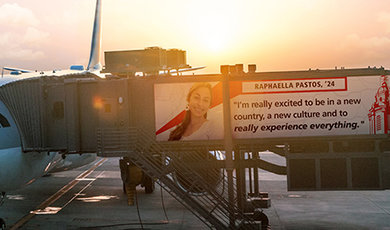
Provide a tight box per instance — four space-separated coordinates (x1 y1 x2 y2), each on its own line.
0 98 53 191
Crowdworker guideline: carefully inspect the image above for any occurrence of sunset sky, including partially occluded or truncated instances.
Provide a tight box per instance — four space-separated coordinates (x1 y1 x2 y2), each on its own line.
1 0 390 74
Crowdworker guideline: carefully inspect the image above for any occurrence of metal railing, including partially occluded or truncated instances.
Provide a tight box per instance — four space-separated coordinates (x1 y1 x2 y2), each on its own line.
97 127 259 229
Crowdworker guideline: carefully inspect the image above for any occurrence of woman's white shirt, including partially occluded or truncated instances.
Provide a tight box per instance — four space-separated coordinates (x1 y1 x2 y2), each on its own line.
181 120 223 141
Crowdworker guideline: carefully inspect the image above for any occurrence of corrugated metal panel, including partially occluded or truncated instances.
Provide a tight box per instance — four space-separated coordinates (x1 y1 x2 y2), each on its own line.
0 78 44 150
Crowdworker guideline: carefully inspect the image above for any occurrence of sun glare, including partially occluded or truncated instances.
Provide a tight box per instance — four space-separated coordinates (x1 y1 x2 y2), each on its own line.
196 18 229 52
186 1 239 53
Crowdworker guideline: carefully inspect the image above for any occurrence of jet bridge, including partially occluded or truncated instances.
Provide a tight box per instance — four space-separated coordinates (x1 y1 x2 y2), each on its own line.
0 73 129 153
1 66 390 229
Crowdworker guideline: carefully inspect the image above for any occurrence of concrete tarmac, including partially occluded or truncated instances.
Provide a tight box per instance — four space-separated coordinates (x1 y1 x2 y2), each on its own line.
1 154 390 230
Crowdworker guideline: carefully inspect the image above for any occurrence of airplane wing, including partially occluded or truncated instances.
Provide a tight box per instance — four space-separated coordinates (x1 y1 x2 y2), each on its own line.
169 66 206 74
2 67 33 73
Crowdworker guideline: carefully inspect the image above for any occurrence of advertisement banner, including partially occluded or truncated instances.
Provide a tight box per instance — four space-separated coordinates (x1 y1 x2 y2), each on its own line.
230 76 389 138
155 75 389 141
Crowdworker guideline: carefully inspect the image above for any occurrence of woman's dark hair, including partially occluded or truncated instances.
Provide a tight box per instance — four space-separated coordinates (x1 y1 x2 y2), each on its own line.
168 82 212 141
168 110 191 141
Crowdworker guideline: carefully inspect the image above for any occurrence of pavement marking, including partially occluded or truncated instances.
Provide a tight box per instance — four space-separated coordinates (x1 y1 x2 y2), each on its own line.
10 158 107 230
59 170 105 209
76 195 119 203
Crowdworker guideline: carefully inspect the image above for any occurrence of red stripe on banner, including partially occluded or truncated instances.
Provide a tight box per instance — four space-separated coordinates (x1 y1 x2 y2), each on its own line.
230 81 243 98
210 82 223 108
155 110 186 136
155 81 243 136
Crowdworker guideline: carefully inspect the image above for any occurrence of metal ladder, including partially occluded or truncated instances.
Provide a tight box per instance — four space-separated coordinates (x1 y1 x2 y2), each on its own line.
97 128 260 229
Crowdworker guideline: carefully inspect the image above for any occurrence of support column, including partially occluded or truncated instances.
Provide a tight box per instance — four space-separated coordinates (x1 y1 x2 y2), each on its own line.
221 66 235 228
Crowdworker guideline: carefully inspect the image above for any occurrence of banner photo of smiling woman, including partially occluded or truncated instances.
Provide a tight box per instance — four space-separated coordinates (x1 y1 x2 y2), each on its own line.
168 82 222 141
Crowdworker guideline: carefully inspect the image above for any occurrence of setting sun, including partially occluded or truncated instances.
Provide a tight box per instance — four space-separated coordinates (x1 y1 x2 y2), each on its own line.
192 17 231 52
184 0 242 53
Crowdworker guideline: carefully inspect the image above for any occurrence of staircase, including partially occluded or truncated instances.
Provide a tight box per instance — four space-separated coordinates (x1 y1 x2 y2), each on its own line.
97 127 261 229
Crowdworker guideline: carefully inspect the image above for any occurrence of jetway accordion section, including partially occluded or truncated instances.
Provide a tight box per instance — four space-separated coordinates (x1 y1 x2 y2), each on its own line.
0 74 130 153
0 78 44 150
